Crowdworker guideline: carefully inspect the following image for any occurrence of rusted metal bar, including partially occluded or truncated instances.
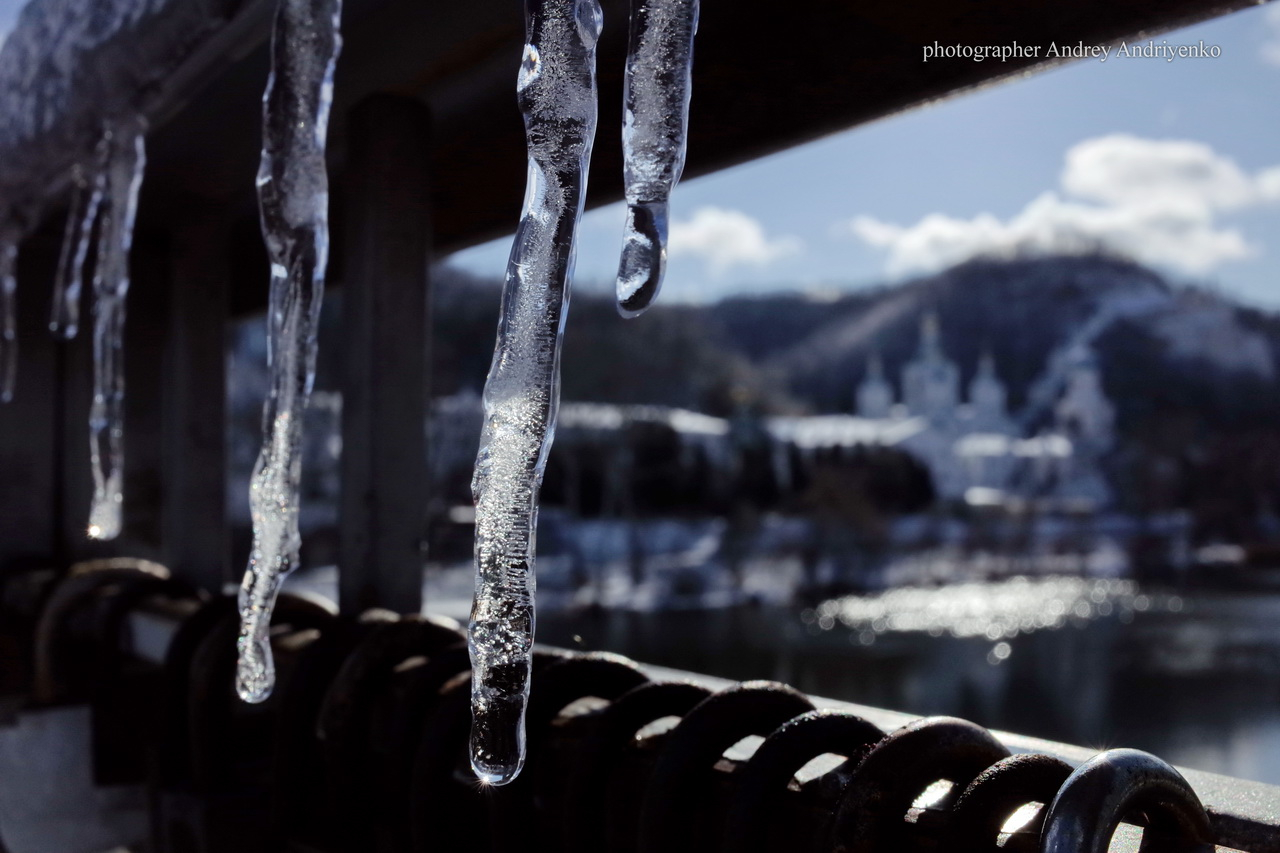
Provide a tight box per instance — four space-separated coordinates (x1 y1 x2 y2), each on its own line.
7 578 1280 853
1041 749 1217 853
640 663 1280 853
950 753 1075 853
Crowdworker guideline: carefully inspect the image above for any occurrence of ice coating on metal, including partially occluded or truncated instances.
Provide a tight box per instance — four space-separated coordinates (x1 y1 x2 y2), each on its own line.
87 116 146 542
0 225 18 404
0 0 189 149
468 0 602 786
616 0 698 318
0 0 229 222
51 140 109 340
235 0 341 704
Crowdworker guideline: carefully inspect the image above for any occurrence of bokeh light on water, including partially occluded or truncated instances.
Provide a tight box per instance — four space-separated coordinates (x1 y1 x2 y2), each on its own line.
801 577 1184 645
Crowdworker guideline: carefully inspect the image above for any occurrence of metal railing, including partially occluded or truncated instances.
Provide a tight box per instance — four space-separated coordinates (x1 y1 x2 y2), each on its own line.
1 558 1277 853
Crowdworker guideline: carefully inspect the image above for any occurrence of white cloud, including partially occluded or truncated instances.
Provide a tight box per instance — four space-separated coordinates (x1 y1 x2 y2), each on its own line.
1063 135 1278 209
845 134 1280 276
1262 3 1280 67
669 206 801 274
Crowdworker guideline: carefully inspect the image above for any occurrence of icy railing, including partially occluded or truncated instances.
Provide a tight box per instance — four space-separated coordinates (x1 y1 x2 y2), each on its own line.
0 0 261 222
0 0 279 541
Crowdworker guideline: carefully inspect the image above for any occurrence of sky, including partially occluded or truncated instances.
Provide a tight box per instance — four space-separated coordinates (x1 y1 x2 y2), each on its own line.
0 0 20 52
452 4 1280 309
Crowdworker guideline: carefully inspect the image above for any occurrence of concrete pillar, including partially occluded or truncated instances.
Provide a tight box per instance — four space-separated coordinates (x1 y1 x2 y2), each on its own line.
338 94 433 615
120 230 169 558
162 208 230 593
0 230 61 567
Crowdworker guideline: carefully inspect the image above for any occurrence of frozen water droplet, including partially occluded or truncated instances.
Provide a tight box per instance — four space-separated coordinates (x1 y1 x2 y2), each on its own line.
517 45 541 92
236 627 275 703
616 200 667 318
468 0 602 786
234 0 342 702
615 0 698 317
470 664 529 784
473 758 524 787
87 116 146 541
87 491 123 541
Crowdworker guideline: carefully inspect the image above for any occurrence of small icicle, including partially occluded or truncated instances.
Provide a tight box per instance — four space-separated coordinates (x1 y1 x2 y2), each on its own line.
0 223 18 404
235 0 342 704
87 116 147 541
51 142 109 340
615 0 698 318
468 0 603 786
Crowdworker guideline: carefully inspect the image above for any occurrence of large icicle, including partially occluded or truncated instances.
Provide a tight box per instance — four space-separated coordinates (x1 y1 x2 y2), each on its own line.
51 144 109 340
235 0 342 704
87 116 147 541
0 223 17 404
615 0 698 318
468 0 603 786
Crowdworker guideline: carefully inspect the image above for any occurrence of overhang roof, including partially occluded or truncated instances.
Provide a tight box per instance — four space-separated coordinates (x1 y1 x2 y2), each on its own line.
0 0 1261 312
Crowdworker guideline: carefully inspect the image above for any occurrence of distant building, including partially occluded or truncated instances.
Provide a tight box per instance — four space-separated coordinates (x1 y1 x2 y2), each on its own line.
969 350 1014 434
428 312 1119 512
839 313 1111 506
1055 344 1115 451
1047 345 1115 505
855 352 893 419
901 312 961 422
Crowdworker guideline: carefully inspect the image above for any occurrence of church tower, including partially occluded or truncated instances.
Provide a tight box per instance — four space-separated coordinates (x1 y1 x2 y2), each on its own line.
856 352 893 419
901 312 960 422
1055 344 1114 450
968 349 1010 431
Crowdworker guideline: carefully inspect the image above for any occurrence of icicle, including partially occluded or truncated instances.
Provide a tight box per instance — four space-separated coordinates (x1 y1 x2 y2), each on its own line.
51 142 109 340
87 116 147 541
0 223 18 404
468 0 603 787
615 0 698 318
235 0 342 704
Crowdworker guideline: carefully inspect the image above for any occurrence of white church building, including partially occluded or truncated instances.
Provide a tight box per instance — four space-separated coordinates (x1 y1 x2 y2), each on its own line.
429 312 1119 511
769 313 1116 507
